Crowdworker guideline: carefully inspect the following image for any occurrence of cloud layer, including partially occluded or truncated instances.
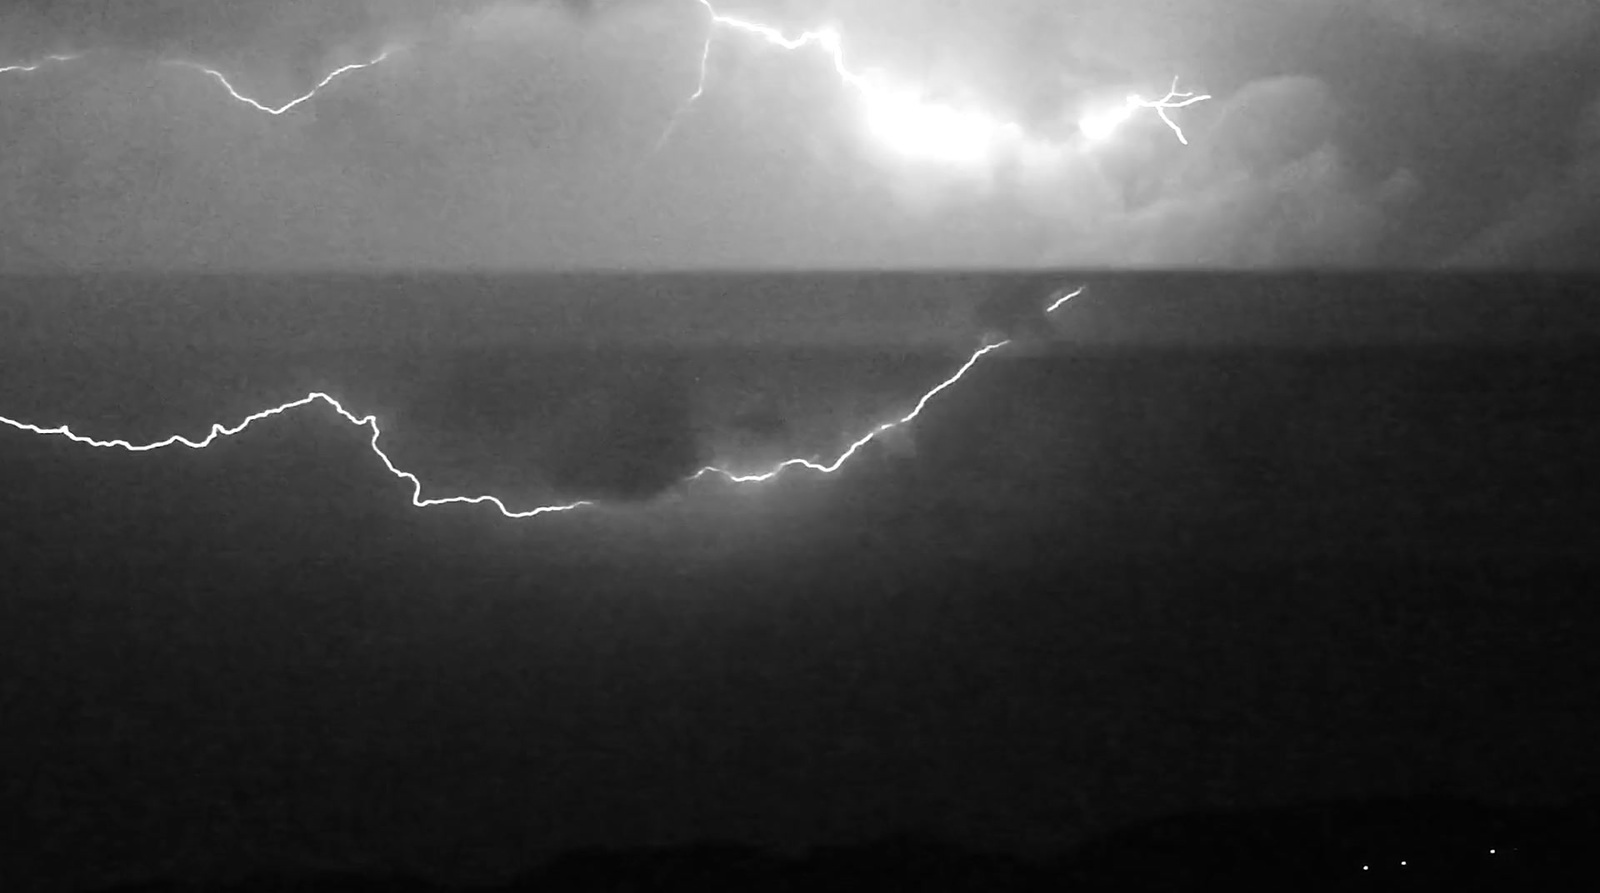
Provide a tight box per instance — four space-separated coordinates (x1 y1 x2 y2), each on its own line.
0 0 1588 270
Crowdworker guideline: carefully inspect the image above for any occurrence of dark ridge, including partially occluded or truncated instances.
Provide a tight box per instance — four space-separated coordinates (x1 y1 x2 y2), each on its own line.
78 796 1600 893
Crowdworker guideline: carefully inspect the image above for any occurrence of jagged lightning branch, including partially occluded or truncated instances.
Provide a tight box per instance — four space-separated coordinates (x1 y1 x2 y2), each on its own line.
0 52 80 74
2 45 398 113
654 21 716 150
660 0 1209 155
161 46 401 115
1077 76 1212 146
0 338 1018 520
691 337 1010 483
661 0 1023 161
8 4 1206 155
1046 284 1085 313
0 392 587 517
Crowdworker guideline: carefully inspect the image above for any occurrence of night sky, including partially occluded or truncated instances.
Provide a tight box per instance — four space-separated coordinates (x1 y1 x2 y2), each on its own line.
5 272 1600 889
4 2 1600 892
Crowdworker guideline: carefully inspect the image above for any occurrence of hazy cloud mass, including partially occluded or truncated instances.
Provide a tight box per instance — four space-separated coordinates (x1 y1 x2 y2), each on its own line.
0 0 1595 270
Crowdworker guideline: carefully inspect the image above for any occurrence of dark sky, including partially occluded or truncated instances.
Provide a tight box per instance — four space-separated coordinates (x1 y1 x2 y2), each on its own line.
6 287 1600 888
1 0 1596 270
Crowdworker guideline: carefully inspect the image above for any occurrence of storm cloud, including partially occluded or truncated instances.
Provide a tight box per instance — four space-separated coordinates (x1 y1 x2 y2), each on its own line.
0 0 1591 270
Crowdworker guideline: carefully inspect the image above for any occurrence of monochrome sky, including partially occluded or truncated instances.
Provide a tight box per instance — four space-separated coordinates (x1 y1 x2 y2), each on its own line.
1 0 1595 270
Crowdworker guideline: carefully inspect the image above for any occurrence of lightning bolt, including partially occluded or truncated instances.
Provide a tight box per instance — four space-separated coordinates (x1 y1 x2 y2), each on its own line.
660 0 1022 161
0 392 591 518
654 25 716 151
162 46 401 115
0 52 81 74
1077 76 1212 146
1046 284 1085 313
1 338 1017 520
692 337 1010 483
3 46 398 114
9 4 1207 156
659 0 1209 157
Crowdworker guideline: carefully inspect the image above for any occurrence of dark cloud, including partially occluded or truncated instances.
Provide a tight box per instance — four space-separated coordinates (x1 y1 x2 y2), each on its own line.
1443 91 1600 269
537 357 705 503
1352 0 1600 61
1167 77 1340 191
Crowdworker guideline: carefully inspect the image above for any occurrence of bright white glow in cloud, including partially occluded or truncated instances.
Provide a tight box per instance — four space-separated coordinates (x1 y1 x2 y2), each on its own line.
0 0 1432 270
856 68 1018 165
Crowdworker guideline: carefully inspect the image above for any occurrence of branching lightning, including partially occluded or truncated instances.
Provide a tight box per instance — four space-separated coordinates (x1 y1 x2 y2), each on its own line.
0 338 1019 520
161 46 401 115
6 1 1209 160
660 0 1210 158
0 1 1142 523
1078 76 1212 146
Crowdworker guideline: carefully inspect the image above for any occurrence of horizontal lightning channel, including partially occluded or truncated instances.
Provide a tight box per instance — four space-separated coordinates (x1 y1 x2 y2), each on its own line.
0 53 81 74
2 48 397 114
0 339 1019 520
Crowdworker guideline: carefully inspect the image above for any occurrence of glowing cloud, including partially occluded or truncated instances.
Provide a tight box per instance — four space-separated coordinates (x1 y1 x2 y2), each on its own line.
1077 78 1212 146
5 1 1413 270
669 0 1208 168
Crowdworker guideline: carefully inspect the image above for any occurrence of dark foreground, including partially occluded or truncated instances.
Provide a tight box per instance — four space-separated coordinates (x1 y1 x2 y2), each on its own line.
81 795 1600 890
1 273 1598 891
